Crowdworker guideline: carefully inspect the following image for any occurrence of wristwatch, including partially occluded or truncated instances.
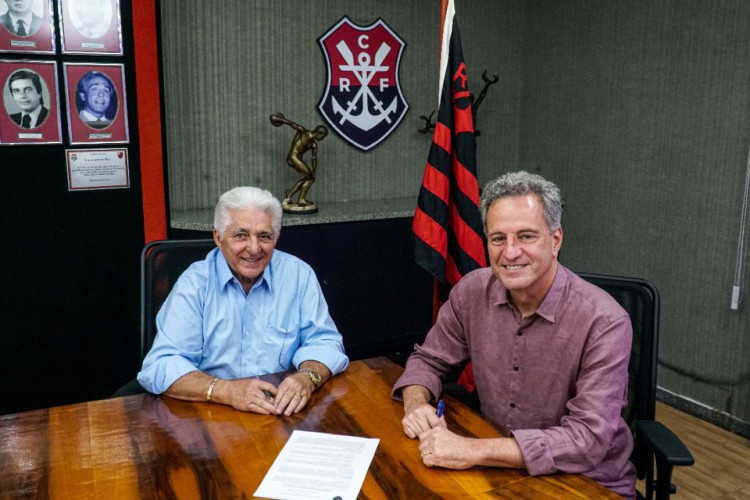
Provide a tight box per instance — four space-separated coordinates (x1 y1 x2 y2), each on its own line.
299 368 322 390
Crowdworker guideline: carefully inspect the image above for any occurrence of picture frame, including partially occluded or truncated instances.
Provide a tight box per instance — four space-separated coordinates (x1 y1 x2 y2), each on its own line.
0 0 55 54
59 0 122 55
0 59 62 145
63 62 129 144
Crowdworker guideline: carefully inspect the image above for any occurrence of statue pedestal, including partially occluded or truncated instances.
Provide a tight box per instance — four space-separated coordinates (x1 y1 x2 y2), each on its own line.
282 199 318 214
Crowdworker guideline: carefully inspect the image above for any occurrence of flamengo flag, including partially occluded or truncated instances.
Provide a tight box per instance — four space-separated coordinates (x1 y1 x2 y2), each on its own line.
412 0 485 392
412 2 486 288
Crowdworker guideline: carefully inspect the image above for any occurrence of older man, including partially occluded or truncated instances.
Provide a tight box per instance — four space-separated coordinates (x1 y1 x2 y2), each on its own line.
138 186 348 416
7 69 48 129
393 171 636 498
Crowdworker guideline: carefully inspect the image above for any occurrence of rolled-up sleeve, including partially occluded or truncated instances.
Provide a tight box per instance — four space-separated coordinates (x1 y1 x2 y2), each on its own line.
137 270 206 394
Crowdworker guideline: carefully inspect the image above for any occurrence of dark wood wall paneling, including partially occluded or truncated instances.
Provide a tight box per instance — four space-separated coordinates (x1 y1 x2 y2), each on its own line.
1 0 143 415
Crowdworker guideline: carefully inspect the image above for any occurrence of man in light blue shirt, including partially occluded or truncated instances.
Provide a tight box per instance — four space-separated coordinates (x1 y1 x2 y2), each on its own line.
138 186 348 416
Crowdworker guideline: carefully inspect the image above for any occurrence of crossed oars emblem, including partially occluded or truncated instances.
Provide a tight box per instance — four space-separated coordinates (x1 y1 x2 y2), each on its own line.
331 40 398 131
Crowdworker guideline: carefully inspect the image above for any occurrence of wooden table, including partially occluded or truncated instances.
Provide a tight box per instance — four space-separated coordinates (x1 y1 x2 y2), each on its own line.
0 357 620 498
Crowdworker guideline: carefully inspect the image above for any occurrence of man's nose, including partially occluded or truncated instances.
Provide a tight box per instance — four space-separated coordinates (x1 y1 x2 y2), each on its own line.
246 237 261 253
503 238 523 259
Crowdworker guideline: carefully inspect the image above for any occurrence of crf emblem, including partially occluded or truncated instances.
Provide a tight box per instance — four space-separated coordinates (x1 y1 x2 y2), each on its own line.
318 17 408 151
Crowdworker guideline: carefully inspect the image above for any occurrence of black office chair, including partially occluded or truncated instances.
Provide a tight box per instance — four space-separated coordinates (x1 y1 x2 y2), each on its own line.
139 239 217 359
112 239 216 397
577 273 694 500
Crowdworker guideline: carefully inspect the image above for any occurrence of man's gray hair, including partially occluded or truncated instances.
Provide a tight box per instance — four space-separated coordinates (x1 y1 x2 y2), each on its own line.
214 186 282 239
480 171 563 233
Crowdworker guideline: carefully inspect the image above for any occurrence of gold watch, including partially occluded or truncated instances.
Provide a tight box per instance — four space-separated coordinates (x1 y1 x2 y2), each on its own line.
300 368 322 390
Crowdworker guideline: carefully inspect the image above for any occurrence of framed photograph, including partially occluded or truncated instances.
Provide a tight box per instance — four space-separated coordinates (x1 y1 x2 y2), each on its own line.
0 0 55 54
64 62 128 144
59 0 122 55
0 59 61 145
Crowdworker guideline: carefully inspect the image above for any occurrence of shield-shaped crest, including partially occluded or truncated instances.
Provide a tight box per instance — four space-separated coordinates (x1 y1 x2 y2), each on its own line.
318 17 408 151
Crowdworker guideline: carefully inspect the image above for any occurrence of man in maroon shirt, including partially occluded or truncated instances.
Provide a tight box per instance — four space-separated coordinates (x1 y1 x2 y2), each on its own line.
393 171 636 498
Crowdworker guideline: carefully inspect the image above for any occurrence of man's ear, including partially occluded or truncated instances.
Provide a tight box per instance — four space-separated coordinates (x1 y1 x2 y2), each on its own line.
551 227 563 258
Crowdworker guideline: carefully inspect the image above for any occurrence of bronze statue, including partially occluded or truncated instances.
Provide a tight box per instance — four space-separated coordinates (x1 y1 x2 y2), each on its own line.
270 112 328 214
419 70 499 136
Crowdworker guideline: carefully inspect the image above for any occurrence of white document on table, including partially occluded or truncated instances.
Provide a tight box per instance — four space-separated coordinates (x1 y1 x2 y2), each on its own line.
254 430 379 500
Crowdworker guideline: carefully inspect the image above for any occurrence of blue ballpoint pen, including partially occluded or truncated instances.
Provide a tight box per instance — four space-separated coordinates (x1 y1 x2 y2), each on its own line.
436 399 445 417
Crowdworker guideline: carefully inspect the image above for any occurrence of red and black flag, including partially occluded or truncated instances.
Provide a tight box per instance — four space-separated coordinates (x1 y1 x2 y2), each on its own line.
412 1 486 288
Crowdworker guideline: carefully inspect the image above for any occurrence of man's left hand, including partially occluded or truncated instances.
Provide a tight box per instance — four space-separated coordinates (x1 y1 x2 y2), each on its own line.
273 372 314 416
418 427 477 469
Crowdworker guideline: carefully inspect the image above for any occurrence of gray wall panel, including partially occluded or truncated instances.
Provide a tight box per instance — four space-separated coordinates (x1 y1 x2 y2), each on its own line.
160 1 522 211
523 0 750 424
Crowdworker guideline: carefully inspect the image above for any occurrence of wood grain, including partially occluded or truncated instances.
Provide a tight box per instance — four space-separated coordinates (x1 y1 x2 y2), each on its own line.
0 358 619 499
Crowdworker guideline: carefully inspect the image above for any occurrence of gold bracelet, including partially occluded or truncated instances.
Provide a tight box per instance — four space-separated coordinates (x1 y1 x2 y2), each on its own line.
206 377 220 401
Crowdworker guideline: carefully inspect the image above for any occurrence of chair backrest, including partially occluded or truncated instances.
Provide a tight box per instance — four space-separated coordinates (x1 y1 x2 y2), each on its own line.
578 272 660 475
140 239 217 360
578 273 659 426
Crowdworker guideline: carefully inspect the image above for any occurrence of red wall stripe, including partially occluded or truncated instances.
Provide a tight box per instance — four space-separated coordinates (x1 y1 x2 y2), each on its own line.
132 0 168 243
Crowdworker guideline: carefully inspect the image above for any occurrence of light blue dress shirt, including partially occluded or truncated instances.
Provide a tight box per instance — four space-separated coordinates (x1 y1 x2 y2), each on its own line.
137 248 349 394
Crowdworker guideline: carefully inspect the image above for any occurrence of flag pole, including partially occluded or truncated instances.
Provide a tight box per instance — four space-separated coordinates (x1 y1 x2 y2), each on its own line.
432 0 451 323
440 0 449 44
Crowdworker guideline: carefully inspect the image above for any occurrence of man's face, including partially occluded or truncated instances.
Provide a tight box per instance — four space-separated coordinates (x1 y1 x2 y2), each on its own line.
76 0 105 27
5 0 33 16
80 76 111 114
10 78 41 113
213 208 277 291
486 193 562 299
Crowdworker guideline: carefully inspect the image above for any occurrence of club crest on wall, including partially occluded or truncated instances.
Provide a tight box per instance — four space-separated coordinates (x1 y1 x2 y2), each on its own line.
318 17 408 151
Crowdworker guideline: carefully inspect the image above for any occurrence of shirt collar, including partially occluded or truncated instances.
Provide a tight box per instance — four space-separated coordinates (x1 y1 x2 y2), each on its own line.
492 263 567 323
214 247 274 293
80 108 107 121
24 105 42 126
9 13 33 28
532 264 567 322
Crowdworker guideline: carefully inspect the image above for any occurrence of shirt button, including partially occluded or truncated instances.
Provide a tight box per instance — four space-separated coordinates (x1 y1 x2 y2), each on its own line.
517 330 523 336
513 366 519 371
510 403 516 408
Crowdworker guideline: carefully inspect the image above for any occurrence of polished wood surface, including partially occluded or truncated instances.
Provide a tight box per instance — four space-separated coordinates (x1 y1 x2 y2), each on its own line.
0 358 619 499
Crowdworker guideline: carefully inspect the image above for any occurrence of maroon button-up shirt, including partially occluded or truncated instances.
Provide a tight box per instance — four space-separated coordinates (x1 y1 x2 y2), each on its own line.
393 265 636 498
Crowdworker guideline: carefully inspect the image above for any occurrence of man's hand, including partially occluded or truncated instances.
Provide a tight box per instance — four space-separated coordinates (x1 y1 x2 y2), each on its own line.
212 378 278 414
418 427 476 469
273 372 315 416
419 429 525 470
401 385 446 438
165 372 278 414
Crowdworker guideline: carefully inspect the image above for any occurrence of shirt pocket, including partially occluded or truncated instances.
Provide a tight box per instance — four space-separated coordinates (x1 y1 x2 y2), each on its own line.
262 323 300 371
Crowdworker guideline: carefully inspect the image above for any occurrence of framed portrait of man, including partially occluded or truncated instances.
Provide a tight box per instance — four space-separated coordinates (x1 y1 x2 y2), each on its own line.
63 62 128 144
59 0 122 55
0 0 55 54
0 59 61 145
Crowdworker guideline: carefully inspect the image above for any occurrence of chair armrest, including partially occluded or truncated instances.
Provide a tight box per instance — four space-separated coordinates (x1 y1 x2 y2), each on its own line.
637 420 694 466
637 420 694 500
